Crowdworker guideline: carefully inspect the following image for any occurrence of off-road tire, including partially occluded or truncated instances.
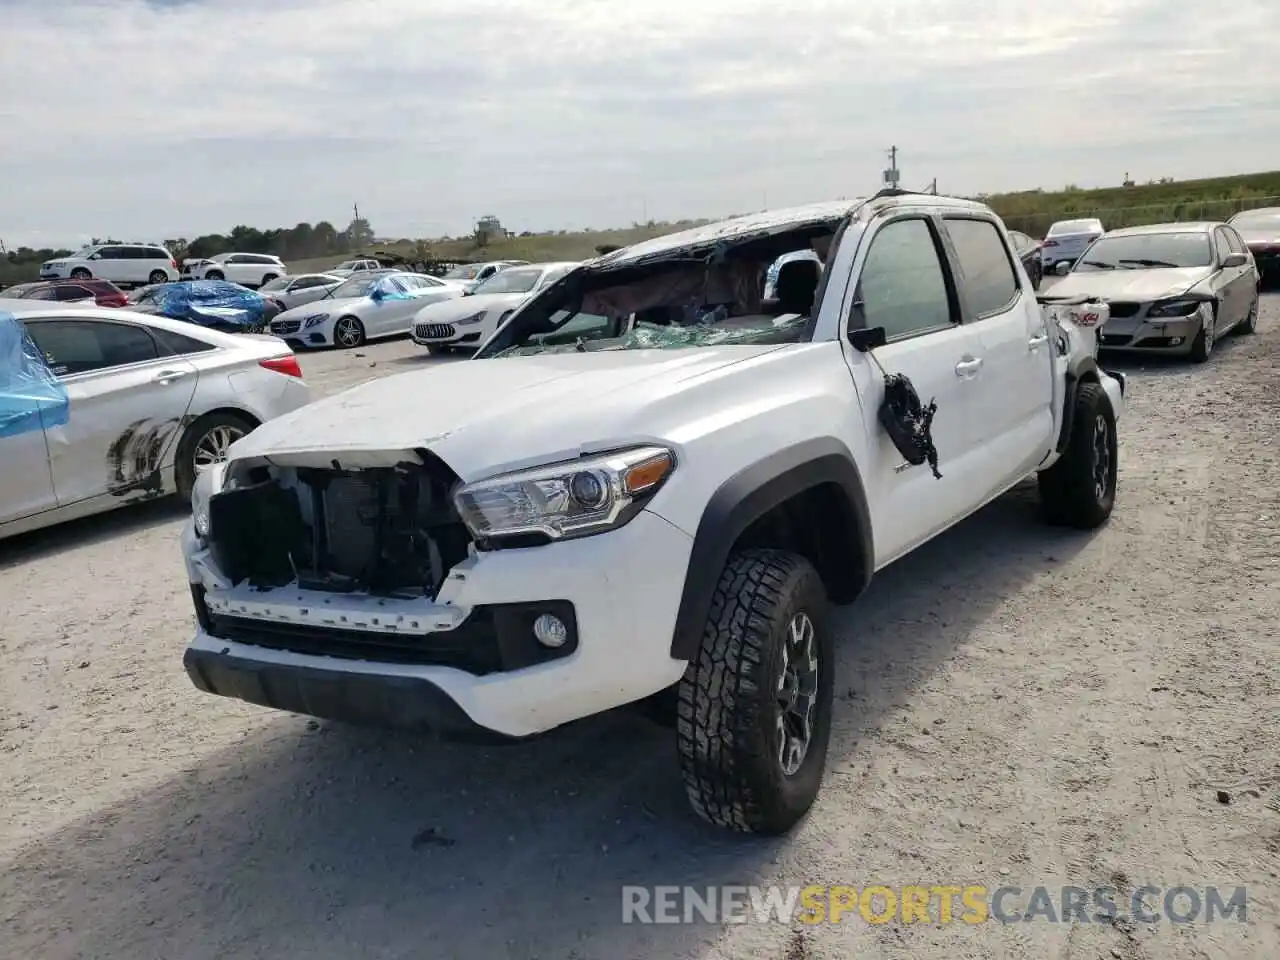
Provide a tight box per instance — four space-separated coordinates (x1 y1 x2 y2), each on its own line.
1038 381 1117 529
1190 305 1216 362
677 549 834 835
70 268 91 280
175 411 257 500
148 270 169 284
1237 293 1258 335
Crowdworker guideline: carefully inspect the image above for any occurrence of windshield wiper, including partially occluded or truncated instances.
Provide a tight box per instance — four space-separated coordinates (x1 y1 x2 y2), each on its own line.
1118 258 1180 268
1079 260 1117 270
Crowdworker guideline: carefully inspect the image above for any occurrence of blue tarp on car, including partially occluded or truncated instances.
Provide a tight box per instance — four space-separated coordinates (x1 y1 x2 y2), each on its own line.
0 309 70 439
149 280 267 331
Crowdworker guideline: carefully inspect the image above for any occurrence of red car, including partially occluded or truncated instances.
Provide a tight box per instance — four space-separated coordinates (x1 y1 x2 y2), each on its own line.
0 278 130 307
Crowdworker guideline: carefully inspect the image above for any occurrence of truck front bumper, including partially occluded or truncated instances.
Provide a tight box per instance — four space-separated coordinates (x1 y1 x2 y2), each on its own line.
182 509 694 739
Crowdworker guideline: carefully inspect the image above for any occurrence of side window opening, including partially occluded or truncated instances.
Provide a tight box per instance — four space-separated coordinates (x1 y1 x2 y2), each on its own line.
854 218 955 341
944 217 1021 317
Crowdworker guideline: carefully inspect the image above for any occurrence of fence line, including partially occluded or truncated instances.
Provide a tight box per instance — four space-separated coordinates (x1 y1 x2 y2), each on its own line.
1001 196 1280 238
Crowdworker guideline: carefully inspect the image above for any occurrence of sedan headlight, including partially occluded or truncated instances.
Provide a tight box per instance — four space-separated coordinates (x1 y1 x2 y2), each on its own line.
454 311 485 326
453 446 675 543
1147 299 1203 318
302 313 329 329
190 462 228 540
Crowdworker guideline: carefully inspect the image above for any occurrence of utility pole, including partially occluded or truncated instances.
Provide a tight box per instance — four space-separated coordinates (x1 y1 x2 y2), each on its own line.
928 177 937 194
883 146 900 190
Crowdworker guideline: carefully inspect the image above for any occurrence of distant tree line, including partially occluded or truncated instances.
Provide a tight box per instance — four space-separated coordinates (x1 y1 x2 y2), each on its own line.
2 216 377 268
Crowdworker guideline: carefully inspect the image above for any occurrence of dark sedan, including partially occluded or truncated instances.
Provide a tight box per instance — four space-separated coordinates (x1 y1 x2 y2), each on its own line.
1007 230 1043 289
1227 207 1280 281
0 278 129 307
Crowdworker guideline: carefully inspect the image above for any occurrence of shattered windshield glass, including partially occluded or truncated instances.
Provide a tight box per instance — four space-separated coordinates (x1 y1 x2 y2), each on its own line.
492 312 810 358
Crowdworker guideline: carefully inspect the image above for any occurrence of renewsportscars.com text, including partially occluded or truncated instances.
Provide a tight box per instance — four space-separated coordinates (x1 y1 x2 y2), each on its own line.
621 884 1248 925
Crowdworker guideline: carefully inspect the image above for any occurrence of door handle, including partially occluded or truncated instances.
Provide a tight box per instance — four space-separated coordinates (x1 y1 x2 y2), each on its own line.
1028 333 1049 349
954 357 983 377
152 368 189 383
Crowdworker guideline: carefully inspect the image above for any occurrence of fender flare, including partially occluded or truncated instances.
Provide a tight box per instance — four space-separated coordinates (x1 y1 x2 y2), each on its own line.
668 437 874 661
1056 354 1101 455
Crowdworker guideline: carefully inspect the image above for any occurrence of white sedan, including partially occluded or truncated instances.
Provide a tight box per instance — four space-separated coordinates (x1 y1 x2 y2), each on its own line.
0 299 310 541
258 273 345 311
268 271 466 349
410 261 579 354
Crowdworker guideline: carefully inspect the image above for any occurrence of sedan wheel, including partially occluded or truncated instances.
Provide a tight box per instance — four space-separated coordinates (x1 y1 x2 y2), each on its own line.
176 411 256 499
333 315 365 348
194 424 245 469
1190 307 1215 363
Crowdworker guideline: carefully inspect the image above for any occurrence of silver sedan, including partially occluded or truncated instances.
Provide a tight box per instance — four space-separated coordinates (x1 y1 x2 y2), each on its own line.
257 273 345 311
1 299 311 540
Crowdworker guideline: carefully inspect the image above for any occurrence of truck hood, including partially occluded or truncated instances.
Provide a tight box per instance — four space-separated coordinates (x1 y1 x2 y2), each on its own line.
414 292 525 322
1047 266 1210 303
228 344 799 479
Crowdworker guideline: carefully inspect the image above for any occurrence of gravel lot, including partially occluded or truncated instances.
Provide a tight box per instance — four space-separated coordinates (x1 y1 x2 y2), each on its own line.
2 295 1278 960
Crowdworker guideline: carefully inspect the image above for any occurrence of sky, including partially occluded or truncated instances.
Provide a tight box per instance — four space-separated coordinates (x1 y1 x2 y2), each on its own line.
2 0 1278 250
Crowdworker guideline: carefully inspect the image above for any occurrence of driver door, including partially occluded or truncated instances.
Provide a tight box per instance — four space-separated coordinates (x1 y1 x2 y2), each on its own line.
840 214 990 568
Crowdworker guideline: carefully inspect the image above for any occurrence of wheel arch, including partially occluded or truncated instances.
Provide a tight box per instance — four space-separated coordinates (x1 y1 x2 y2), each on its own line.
669 437 874 660
1055 354 1101 456
172 407 263 495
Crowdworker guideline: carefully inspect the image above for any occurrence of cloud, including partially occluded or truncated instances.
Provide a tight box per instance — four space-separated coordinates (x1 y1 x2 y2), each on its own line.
1 0 1277 247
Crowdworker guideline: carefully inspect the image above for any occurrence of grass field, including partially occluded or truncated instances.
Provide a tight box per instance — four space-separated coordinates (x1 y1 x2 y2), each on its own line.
6 169 1280 284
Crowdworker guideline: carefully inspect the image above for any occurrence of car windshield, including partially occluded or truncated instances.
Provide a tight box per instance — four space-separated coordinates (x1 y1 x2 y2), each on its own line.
472 267 542 294
478 237 831 359
259 276 291 292
443 264 483 280
1074 232 1212 271
323 276 379 299
1230 210 1280 229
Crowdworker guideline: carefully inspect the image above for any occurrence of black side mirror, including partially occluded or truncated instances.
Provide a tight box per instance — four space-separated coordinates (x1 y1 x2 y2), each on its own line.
850 326 887 352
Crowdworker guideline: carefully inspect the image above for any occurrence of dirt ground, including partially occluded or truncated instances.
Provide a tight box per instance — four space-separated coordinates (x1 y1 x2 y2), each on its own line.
2 295 1278 960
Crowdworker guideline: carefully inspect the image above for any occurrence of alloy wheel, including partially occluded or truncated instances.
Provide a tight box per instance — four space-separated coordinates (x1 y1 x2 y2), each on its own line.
193 424 246 470
1091 413 1112 502
776 611 820 777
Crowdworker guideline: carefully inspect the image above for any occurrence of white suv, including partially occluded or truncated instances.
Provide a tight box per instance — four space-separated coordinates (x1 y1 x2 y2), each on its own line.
180 191 1125 836
41 243 178 287
184 253 287 288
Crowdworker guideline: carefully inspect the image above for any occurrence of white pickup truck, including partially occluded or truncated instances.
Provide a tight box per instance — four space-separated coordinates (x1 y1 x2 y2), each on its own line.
180 190 1125 836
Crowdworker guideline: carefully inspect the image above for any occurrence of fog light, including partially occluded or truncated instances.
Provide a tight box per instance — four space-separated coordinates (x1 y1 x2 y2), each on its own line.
533 613 568 648
1170 337 1183 346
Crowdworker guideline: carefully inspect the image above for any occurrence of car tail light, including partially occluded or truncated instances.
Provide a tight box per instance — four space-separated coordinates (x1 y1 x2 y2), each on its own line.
1042 240 1059 247
259 355 303 379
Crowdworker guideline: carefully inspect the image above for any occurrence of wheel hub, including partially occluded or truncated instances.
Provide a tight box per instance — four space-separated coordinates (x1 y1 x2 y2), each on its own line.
194 424 246 471
1091 413 1111 501
776 611 819 777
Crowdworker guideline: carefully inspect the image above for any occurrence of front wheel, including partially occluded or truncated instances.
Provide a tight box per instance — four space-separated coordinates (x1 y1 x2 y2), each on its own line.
205 270 225 281
677 549 834 835
1037 381 1117 529
333 315 365 348
1189 306 1216 362
175 411 257 500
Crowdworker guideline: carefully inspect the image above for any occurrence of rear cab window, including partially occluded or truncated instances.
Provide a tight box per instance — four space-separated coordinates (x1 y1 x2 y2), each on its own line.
943 218 1021 316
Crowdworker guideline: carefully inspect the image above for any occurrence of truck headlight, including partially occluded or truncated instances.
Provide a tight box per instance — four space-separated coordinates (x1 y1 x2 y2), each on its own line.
453 446 675 543
1147 299 1203 318
190 462 228 540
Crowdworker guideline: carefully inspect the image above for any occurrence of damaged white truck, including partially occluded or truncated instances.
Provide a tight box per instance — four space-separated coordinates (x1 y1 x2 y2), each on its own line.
181 190 1126 835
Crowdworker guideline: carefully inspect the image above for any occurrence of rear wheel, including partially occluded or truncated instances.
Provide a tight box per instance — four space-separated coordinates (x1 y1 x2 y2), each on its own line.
205 269 225 281
1038 381 1117 529
70 268 91 280
148 270 168 284
677 549 834 835
175 411 257 500
261 274 279 286
333 315 365 348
